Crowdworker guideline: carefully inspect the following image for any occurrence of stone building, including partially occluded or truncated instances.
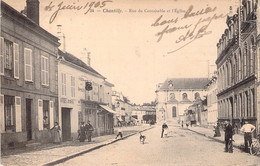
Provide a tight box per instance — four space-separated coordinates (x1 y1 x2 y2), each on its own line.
58 50 115 140
1 0 60 149
155 78 208 123
216 0 259 134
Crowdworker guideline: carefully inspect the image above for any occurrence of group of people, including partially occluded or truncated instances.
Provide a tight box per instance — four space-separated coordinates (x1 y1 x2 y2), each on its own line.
78 120 94 142
223 120 255 153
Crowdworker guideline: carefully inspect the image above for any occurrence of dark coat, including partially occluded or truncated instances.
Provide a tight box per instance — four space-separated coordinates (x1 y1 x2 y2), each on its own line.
85 123 94 135
224 124 233 140
79 125 86 142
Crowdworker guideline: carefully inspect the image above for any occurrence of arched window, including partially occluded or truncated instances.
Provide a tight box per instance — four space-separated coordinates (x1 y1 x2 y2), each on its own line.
169 93 175 100
194 92 200 100
226 63 229 86
251 36 256 74
244 43 248 77
172 106 177 117
182 93 188 100
239 49 242 80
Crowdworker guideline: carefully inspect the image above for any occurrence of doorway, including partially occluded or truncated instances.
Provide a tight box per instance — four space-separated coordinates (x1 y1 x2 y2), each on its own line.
26 99 32 141
62 108 71 141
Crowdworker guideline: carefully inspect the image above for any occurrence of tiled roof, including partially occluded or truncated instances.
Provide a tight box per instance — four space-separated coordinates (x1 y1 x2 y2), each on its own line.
59 50 105 79
159 78 209 90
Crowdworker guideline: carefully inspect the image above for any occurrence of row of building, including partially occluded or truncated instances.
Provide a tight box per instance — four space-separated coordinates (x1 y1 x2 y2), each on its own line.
156 0 260 136
0 0 157 149
0 0 118 149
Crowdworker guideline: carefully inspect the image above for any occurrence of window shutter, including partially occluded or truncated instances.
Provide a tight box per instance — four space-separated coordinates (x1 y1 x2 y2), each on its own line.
38 99 43 130
13 43 19 79
0 95 5 133
24 48 32 81
15 96 22 132
0 37 4 75
49 101 54 128
41 56 44 84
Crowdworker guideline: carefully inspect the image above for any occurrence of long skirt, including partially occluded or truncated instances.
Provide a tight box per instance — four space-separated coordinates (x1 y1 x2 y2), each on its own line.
53 131 61 144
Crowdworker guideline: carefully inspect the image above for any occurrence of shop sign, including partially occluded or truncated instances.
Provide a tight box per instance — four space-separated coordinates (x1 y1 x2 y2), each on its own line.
60 98 74 104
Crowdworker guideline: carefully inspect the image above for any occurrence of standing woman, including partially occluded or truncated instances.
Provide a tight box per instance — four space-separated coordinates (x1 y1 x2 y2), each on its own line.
51 122 61 144
79 122 86 142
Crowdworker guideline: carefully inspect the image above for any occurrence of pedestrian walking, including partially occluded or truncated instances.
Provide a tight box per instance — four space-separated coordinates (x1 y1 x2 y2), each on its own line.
240 121 256 153
85 120 94 142
161 123 168 138
224 121 234 152
115 127 123 139
78 122 86 142
50 122 61 144
181 120 184 128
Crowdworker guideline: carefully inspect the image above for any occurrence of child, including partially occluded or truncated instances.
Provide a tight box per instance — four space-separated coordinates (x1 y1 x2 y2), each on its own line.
115 127 123 139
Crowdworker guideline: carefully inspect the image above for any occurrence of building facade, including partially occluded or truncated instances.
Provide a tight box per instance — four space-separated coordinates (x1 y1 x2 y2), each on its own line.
216 0 259 135
155 78 208 123
58 50 115 140
112 91 133 126
1 1 60 149
206 76 218 127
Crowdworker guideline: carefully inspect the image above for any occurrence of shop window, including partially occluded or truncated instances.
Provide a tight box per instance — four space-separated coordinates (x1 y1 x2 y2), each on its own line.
4 96 15 131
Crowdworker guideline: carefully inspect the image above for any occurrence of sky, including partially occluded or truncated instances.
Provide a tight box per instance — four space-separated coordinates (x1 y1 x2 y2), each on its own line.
4 0 239 104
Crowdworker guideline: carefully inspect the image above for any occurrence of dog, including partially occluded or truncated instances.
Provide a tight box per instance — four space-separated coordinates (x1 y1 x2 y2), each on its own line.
139 132 146 144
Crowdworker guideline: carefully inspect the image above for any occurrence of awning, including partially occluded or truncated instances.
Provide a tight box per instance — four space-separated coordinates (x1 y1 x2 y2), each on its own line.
99 105 116 114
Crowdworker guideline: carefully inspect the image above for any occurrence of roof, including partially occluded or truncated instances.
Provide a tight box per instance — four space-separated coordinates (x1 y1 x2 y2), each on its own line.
159 78 209 90
104 80 114 87
2 1 59 46
59 50 105 79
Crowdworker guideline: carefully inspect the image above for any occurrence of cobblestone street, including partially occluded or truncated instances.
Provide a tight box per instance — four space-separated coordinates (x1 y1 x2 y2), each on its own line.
1 125 151 166
59 124 260 166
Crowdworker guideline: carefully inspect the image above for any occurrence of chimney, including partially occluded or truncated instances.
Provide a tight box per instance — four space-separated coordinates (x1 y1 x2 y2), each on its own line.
57 25 66 52
26 0 39 25
87 52 91 66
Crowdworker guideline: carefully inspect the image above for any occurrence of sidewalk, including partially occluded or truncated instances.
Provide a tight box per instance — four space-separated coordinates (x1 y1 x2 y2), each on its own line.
1 125 153 166
185 125 245 149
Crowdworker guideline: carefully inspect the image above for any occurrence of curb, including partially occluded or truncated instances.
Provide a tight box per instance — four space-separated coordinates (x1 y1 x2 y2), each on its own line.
42 127 154 166
187 128 242 150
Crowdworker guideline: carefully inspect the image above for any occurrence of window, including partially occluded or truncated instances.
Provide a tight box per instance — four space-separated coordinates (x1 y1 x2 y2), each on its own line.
4 39 14 77
194 92 200 100
24 48 32 81
41 56 49 86
0 37 4 75
43 100 49 129
182 93 188 100
172 107 176 117
62 73 66 96
4 96 15 131
71 76 75 97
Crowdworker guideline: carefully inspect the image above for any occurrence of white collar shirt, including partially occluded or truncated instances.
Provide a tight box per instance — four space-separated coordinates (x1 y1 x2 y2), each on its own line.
241 124 255 133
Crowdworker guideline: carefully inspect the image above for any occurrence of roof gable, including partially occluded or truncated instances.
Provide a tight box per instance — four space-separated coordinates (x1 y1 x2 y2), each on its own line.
159 78 209 90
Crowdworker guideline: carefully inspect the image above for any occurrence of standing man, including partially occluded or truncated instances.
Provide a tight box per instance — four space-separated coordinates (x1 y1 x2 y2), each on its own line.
161 123 168 138
240 121 256 153
224 121 233 152
85 120 94 142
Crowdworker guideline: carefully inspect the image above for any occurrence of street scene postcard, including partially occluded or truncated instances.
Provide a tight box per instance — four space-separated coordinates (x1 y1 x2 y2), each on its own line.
1 0 260 165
